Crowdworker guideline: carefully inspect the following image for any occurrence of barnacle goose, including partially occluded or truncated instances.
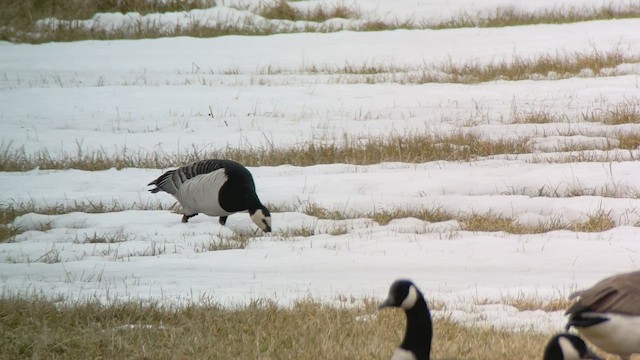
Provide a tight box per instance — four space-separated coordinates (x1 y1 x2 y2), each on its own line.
379 279 432 360
148 159 271 232
565 270 640 360
543 333 603 360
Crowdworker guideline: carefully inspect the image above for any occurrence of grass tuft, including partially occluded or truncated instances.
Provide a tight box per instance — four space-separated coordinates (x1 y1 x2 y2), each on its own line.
193 234 249 252
478 292 574 312
370 207 452 226
569 209 616 232
257 0 358 22
82 231 129 244
583 97 640 125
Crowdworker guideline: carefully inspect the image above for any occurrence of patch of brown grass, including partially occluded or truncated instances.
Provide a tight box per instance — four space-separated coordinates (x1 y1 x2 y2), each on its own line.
258 0 359 22
439 49 636 83
370 208 452 226
0 295 610 360
478 293 574 312
569 209 616 232
583 98 640 125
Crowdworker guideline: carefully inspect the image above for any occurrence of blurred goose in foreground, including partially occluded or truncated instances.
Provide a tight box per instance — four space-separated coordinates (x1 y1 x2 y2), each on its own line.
543 333 603 360
565 270 640 360
379 279 432 360
148 159 271 232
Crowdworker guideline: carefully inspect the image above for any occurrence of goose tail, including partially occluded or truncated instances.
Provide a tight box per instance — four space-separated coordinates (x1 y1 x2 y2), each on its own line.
148 170 180 195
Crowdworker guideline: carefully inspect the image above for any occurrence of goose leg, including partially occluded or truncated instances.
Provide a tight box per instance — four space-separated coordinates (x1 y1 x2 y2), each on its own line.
219 216 228 226
182 213 198 223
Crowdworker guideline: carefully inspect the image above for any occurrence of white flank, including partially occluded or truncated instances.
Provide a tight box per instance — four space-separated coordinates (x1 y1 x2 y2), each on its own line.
400 285 418 310
176 169 231 217
578 314 640 357
558 337 581 360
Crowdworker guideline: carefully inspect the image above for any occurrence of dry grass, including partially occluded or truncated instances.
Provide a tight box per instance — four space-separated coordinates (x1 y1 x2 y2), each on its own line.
0 200 622 243
0 200 168 242
583 97 640 125
4 99 640 174
299 204 619 234
193 234 249 252
2 1 639 43
370 207 452 226
500 294 574 312
253 48 638 85
512 98 640 125
0 0 216 42
617 132 640 150
0 294 612 360
302 203 351 221
568 208 616 232
502 182 640 199
81 230 129 244
0 132 530 172
462 211 616 234
0 0 215 20
429 49 635 84
424 3 640 29
257 0 359 22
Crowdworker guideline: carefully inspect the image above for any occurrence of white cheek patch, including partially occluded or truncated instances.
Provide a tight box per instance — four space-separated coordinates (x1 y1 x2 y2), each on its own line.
558 337 580 360
250 209 270 231
400 285 418 310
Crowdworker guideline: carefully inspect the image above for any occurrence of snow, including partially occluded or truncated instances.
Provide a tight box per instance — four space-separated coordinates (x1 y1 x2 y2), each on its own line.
2 0 640 333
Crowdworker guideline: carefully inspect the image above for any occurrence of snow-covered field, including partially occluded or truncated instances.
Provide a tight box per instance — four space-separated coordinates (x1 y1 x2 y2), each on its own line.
1 0 640 332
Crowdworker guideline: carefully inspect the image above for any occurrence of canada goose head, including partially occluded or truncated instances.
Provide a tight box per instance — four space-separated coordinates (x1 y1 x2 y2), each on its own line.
565 270 640 359
379 279 421 310
379 279 432 360
543 333 603 360
250 206 271 232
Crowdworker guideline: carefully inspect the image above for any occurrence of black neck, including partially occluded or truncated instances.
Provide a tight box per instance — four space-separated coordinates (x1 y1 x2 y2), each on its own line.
401 296 432 360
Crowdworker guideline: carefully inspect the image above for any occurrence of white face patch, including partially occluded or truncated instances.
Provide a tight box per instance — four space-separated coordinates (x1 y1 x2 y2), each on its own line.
558 337 581 360
400 285 418 310
251 209 271 232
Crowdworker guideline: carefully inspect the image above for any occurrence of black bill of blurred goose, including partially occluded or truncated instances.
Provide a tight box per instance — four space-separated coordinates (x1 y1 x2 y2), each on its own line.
148 159 271 232
565 270 640 360
379 279 432 360
543 333 603 360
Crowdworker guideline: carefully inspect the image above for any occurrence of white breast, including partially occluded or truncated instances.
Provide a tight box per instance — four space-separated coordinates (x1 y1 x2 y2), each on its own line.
176 169 233 217
578 313 640 356
390 348 417 360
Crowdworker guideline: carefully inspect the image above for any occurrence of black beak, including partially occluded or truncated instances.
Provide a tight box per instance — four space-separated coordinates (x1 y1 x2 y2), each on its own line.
584 348 604 360
378 298 392 309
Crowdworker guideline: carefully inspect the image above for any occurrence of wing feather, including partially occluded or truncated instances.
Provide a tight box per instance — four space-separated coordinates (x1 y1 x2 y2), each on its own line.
568 271 640 315
148 160 227 195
